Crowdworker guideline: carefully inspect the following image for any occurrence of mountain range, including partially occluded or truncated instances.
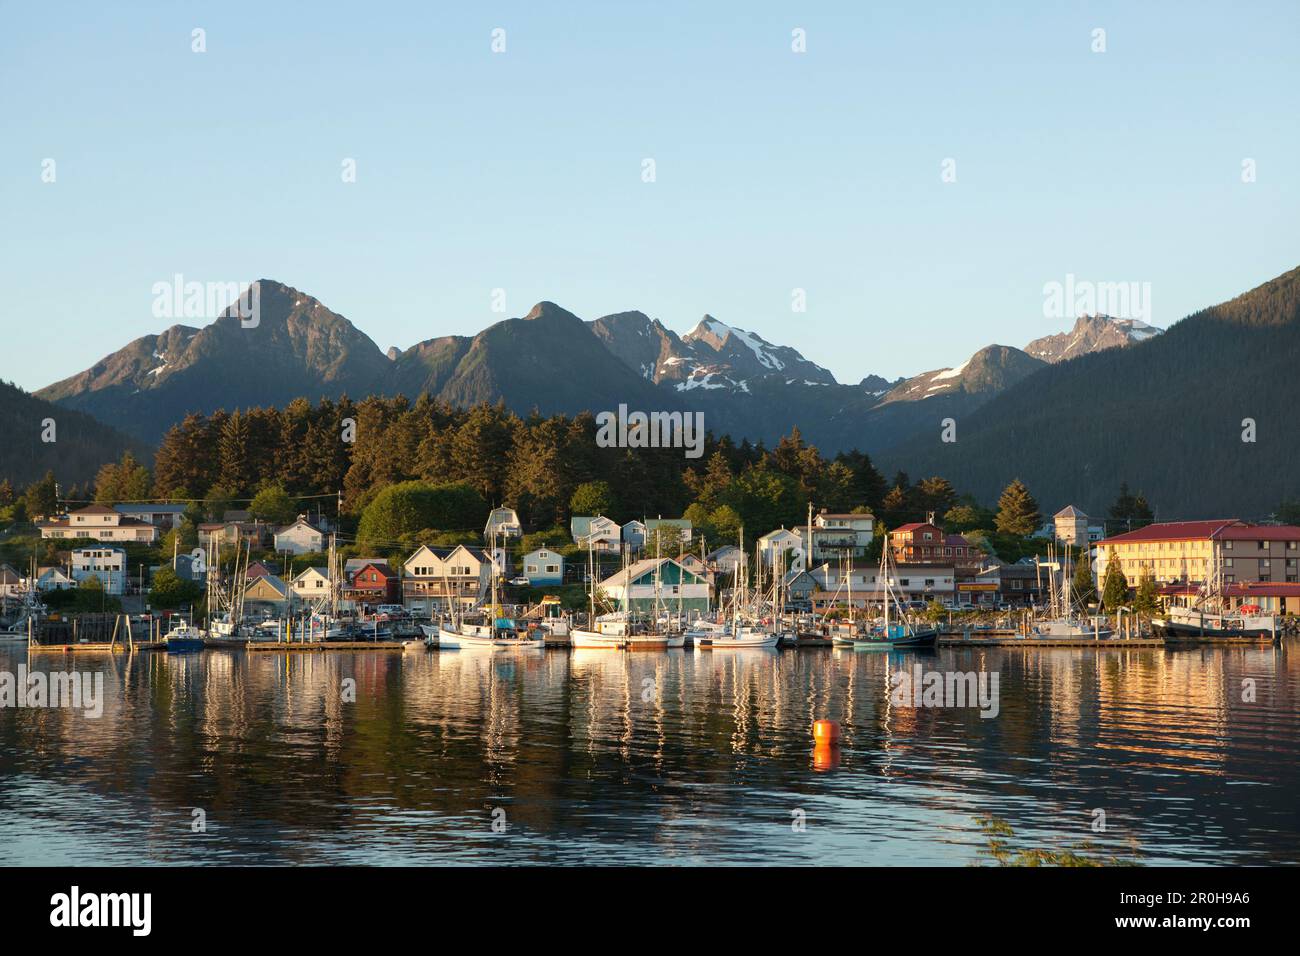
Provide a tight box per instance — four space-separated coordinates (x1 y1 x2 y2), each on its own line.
16 267 1300 515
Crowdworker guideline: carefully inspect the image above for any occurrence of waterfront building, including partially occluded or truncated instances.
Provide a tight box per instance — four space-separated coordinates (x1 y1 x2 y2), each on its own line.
70 546 127 595
521 548 564 586
243 573 290 611
810 561 956 607
0 564 22 599
291 567 331 600
783 569 819 602
344 562 399 605
1094 519 1300 589
38 504 159 544
889 522 981 571
597 557 710 614
401 544 492 614
273 516 324 555
706 545 742 576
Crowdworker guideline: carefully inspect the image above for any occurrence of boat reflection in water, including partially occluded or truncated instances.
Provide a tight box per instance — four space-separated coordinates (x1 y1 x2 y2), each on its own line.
0 642 1296 866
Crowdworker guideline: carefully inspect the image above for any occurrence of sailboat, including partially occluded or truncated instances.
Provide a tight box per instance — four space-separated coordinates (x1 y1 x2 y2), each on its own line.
1031 544 1113 639
424 531 544 650
1153 550 1278 644
834 543 938 649
570 538 684 649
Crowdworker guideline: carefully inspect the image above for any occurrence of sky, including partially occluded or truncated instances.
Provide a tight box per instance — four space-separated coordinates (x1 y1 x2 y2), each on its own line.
2 1 1297 392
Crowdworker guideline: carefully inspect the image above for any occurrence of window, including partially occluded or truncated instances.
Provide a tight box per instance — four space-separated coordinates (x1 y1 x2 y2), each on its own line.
1225 558 1234 567
1224 541 1234 550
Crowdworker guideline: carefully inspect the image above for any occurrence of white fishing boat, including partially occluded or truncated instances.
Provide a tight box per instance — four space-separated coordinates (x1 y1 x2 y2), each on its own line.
427 531 544 650
1153 554 1278 644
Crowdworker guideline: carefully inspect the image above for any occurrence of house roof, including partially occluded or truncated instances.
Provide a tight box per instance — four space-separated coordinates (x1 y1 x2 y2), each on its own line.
1054 505 1087 519
890 522 935 535
348 560 394 577
245 574 288 596
115 503 187 514
72 504 118 516
1213 524 1300 541
523 548 563 559
817 511 873 520
293 566 330 581
1096 520 1241 546
275 517 322 536
644 518 691 529
571 515 617 538
598 557 704 589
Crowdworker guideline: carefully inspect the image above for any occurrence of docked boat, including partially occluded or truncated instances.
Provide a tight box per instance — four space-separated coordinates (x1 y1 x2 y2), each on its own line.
833 544 938 650
1030 544 1113 640
705 622 781 649
164 619 206 653
1152 605 1278 643
570 614 684 649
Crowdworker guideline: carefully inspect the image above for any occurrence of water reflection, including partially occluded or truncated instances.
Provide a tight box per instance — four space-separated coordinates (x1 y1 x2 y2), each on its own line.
0 643 1295 865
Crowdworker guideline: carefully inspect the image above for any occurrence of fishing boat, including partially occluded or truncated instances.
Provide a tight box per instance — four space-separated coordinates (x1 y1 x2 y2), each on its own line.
164 618 206 653
569 537 682 649
428 534 544 650
1153 555 1278 645
834 545 938 649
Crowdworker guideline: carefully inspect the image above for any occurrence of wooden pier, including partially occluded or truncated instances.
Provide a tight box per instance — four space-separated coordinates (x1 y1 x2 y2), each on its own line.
240 640 408 652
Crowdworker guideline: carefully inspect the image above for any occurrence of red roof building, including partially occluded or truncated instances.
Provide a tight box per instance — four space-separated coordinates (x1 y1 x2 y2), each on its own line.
1096 519 1300 590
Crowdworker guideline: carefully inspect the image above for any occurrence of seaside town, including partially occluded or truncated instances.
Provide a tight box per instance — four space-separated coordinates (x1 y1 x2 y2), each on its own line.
3 477 1295 651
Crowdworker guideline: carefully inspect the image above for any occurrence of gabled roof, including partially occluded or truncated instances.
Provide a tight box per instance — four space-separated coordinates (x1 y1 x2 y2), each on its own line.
523 547 564 560
275 517 322 536
293 566 331 582
890 522 936 535
72 504 118 515
597 557 706 590
245 573 288 596
404 543 491 568
571 515 618 538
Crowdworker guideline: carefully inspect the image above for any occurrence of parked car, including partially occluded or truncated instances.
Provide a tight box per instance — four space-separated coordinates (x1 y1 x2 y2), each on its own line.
508 576 530 586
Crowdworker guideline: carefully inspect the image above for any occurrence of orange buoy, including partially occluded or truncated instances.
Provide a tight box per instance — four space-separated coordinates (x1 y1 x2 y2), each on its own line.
812 719 841 746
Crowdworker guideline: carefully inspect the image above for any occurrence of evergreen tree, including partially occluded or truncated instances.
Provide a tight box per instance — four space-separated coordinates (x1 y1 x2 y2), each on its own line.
570 480 616 519
1133 568 1160 616
1101 550 1129 612
24 470 58 518
994 479 1040 536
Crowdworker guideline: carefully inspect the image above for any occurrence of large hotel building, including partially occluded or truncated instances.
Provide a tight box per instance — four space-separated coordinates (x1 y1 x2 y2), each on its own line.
1094 519 1300 613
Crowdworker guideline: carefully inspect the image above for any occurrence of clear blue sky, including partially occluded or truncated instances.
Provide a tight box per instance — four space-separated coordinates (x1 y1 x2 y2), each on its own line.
3 1 1296 391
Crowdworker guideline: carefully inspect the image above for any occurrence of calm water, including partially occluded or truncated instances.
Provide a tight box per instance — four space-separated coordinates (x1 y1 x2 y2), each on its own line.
1 642 1297 866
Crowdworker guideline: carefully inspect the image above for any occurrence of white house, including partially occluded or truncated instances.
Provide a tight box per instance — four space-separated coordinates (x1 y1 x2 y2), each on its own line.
706 545 742 576
757 527 805 572
35 567 75 591
37 504 158 543
810 562 954 607
795 511 875 561
71 547 128 595
291 567 332 601
484 506 522 541
273 516 324 555
0 564 22 599
522 548 564 586
401 544 492 614
597 557 710 614
571 515 622 553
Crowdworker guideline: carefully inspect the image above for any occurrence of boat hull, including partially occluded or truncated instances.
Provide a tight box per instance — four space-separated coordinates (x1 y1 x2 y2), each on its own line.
165 637 205 653
570 628 683 649
437 625 544 649
1153 618 1277 644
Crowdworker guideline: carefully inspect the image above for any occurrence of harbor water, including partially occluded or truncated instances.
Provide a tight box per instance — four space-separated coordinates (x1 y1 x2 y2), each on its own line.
0 643 1296 865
